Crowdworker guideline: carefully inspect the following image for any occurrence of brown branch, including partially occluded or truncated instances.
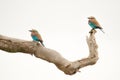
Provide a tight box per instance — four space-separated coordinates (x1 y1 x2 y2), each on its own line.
0 30 99 75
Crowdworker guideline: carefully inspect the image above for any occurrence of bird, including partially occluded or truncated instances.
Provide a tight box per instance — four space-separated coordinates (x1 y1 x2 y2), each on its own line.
29 29 45 47
88 16 105 33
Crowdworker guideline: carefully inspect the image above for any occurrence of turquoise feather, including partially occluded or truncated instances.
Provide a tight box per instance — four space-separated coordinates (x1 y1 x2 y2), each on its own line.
88 22 97 29
31 35 39 41
88 22 105 33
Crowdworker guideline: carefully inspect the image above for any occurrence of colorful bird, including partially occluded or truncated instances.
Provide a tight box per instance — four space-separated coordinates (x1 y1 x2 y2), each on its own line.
88 16 105 33
29 29 45 47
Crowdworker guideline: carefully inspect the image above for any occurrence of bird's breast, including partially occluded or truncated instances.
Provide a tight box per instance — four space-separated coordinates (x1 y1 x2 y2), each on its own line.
89 22 97 28
31 35 39 41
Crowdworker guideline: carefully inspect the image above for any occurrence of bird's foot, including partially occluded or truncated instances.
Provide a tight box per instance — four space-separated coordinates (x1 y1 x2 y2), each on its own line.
89 29 96 34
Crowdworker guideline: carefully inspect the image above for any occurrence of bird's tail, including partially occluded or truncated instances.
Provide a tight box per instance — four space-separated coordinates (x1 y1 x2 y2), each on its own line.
96 26 105 33
100 29 105 33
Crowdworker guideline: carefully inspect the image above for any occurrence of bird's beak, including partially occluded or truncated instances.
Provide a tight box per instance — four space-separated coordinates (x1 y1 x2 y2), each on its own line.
29 30 32 32
88 17 90 19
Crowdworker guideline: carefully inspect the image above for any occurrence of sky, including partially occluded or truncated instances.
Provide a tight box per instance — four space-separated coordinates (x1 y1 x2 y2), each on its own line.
0 0 120 80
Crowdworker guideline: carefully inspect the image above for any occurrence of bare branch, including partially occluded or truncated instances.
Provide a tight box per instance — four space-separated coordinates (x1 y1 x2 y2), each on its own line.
0 30 99 75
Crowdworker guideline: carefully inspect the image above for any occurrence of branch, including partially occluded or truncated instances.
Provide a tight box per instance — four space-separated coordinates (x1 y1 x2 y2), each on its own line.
0 30 99 75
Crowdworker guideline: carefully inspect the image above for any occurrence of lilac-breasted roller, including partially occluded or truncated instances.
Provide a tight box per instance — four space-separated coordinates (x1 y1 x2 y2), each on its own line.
29 29 45 47
88 16 105 33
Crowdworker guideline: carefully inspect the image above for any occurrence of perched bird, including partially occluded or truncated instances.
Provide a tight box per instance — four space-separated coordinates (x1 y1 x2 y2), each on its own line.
88 16 105 33
29 29 45 47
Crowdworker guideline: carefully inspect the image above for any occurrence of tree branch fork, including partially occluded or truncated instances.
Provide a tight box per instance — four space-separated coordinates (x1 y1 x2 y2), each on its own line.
0 30 98 75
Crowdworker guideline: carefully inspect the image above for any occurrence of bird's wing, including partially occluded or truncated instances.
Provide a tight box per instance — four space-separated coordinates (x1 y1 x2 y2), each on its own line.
36 33 43 41
92 19 101 27
88 20 97 28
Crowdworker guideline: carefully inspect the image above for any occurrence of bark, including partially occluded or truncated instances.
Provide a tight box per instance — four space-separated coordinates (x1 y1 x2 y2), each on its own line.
0 30 98 75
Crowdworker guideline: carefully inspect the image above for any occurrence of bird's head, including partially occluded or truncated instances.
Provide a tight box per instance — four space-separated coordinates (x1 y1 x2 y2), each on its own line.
29 29 38 33
88 16 95 19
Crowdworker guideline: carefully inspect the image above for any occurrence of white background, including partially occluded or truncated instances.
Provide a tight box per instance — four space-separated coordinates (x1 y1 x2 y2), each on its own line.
0 0 120 80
